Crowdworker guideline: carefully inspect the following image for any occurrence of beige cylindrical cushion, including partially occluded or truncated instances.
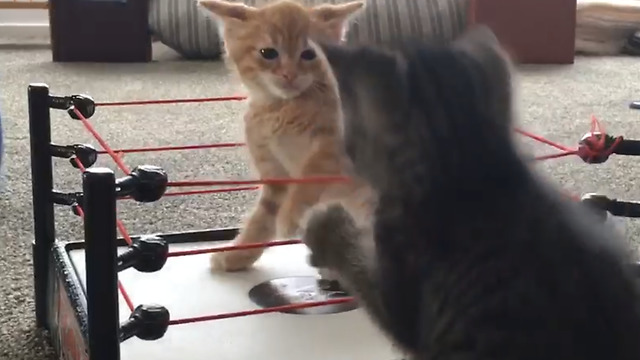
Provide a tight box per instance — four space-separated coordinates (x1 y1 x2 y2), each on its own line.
149 0 471 59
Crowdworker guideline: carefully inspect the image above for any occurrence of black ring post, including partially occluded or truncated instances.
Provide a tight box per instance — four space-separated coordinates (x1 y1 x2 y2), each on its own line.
82 167 120 360
28 83 55 328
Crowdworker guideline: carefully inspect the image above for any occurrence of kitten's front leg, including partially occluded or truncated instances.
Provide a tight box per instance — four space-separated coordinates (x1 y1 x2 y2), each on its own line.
210 142 288 272
302 203 366 271
276 182 324 239
276 140 345 239
301 203 390 330
210 184 287 271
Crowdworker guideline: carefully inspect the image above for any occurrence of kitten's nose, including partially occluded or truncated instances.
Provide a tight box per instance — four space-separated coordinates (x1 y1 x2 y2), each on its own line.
281 72 298 82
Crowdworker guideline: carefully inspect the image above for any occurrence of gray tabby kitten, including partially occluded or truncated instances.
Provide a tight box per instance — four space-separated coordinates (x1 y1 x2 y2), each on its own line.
302 26 640 360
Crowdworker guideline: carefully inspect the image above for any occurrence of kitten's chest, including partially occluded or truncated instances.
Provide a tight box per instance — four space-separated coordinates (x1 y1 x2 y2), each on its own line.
269 133 314 173
245 99 340 174
245 108 318 174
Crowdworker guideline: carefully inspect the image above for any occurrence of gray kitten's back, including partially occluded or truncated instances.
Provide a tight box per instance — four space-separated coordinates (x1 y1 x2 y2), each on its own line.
315 27 640 359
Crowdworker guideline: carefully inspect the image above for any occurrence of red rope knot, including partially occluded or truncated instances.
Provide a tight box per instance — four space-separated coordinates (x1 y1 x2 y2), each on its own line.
576 116 623 164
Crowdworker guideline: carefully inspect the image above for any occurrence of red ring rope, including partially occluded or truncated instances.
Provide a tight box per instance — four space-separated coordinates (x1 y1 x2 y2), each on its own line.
88 94 587 163
167 239 303 258
119 186 261 200
73 108 131 175
64 92 623 327
168 297 355 326
95 95 247 107
71 203 135 312
72 158 136 312
69 101 357 322
72 158 135 246
96 142 246 154
515 128 575 152
534 151 578 161
166 176 351 188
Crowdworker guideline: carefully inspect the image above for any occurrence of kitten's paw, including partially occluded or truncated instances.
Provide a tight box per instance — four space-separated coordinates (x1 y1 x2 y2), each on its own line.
209 248 264 272
302 203 353 268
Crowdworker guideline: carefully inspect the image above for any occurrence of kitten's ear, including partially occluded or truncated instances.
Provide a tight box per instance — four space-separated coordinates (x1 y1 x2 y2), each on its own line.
309 1 365 41
310 1 365 21
198 0 257 21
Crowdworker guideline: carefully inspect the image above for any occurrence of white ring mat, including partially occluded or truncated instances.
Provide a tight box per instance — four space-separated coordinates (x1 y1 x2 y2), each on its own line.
68 241 401 360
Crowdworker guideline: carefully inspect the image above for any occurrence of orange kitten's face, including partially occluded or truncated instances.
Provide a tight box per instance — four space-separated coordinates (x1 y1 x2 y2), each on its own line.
234 11 323 99
257 42 317 99
199 0 365 100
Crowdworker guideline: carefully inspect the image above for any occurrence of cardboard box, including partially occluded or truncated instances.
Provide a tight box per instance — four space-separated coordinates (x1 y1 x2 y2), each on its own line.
470 0 577 64
48 0 152 62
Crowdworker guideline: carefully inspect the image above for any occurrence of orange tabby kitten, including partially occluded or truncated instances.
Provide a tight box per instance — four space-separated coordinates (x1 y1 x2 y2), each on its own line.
198 0 372 274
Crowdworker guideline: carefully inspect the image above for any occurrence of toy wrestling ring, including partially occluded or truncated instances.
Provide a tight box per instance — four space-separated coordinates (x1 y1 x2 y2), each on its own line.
26 83 640 360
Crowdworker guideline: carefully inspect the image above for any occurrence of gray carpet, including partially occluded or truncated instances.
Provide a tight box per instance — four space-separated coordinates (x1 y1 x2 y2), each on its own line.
1 44 640 359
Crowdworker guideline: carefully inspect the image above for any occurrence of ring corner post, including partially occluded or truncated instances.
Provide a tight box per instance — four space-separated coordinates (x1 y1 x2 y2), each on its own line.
28 83 55 329
82 167 121 360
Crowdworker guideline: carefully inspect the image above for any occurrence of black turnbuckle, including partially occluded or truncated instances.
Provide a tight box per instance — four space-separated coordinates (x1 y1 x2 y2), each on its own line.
50 143 98 169
117 236 169 273
116 165 168 202
49 94 96 120
51 190 84 217
51 190 83 207
119 304 170 343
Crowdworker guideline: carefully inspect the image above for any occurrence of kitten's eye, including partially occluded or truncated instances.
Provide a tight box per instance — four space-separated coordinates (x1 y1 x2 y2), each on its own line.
300 48 316 61
259 48 279 60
